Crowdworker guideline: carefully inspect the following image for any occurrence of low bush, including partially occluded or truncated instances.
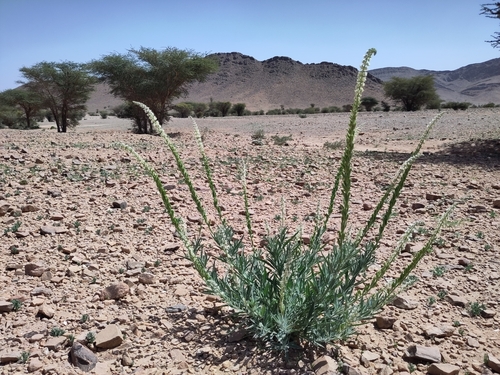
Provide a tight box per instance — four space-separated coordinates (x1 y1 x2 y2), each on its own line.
117 49 452 353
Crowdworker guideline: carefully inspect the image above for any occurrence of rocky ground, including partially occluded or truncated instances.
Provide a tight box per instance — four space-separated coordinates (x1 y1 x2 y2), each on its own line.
0 108 499 375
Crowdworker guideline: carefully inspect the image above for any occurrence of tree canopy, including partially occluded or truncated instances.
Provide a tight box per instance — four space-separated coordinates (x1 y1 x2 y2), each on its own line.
383 76 440 111
90 47 218 133
481 2 500 48
18 62 95 132
0 89 44 129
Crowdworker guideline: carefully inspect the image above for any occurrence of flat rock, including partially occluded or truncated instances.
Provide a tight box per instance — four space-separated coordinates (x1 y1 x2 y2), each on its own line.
445 294 467 307
95 324 123 349
312 355 339 375
100 282 130 300
390 296 418 310
27 358 44 373
487 354 500 372
25 263 47 277
38 304 55 319
406 345 441 363
0 350 22 364
0 300 13 313
138 272 155 284
427 363 460 375
44 336 67 351
70 342 98 372
375 316 397 329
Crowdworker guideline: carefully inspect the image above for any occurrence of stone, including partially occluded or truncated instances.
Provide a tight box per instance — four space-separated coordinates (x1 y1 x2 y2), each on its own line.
406 345 441 363
412 202 426 210
481 309 496 318
360 350 379 366
423 325 454 338
169 348 186 363
0 300 13 313
70 342 98 372
27 358 44 373
493 199 500 208
174 285 190 297
390 296 418 310
40 226 57 235
44 336 67 351
362 202 373 210
312 355 339 375
31 286 52 296
138 272 155 284
227 328 247 343
38 304 55 319
0 351 22 364
0 200 11 216
445 294 467 307
487 354 500 372
121 352 134 367
427 363 460 375
95 324 123 349
467 337 480 348
25 263 47 277
112 201 127 209
100 282 130 300
21 204 39 213
375 316 397 329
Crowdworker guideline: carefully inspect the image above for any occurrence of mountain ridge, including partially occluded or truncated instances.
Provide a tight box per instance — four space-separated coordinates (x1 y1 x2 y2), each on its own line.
85 53 500 113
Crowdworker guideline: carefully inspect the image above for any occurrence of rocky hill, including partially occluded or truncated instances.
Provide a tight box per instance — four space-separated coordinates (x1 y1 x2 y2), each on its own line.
369 57 500 105
85 54 500 113
182 52 385 111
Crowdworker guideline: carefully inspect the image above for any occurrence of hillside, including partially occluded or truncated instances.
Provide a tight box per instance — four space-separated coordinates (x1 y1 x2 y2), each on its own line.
85 54 500 113
369 57 500 105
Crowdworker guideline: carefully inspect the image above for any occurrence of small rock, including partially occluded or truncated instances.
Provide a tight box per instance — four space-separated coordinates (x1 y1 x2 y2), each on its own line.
426 193 443 201
375 316 397 329
0 350 22 364
47 189 61 197
487 354 500 372
138 272 155 284
100 282 130 300
412 202 426 210
362 202 373 210
174 285 190 297
312 355 339 375
38 304 55 319
169 348 186 363
406 344 441 363
31 286 52 296
227 328 247 343
390 296 418 310
445 294 467 307
21 204 39 213
493 199 500 208
70 342 98 372
467 337 480 348
44 336 67 351
121 352 134 367
95 324 123 349
427 363 460 375
165 304 187 313
360 350 379 366
0 301 13 313
481 309 496 318
112 201 127 209
25 263 47 277
28 358 44 373
40 226 57 235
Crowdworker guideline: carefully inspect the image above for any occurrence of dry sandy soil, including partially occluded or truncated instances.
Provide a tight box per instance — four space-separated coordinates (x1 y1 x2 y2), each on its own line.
0 108 499 375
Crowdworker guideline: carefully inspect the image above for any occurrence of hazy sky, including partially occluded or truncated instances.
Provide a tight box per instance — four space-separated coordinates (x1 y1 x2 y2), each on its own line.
0 0 498 91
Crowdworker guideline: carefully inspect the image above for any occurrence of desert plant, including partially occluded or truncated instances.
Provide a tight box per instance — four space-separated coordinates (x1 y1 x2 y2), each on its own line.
11 299 22 311
232 103 246 116
468 302 486 317
116 49 452 353
18 351 30 364
86 331 96 344
271 135 293 146
100 110 108 119
50 327 65 337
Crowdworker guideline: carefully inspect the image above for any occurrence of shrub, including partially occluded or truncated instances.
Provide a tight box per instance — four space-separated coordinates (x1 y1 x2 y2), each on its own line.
232 103 246 116
441 102 470 110
100 110 108 119
271 135 293 145
116 49 452 353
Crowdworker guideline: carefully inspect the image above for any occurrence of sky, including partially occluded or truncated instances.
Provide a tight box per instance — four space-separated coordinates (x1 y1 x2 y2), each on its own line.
0 0 498 91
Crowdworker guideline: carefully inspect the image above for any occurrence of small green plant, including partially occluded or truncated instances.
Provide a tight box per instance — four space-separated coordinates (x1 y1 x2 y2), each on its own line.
154 259 161 267
119 268 125 274
90 276 97 284
490 210 497 218
432 265 446 278
50 327 65 337
464 263 474 273
18 351 30 364
117 49 451 353
11 299 22 311
484 353 490 364
437 289 447 300
459 327 465 336
468 302 486 317
4 220 22 234
80 314 89 323
9 245 19 255
453 320 461 327
476 231 484 239
323 140 344 150
86 331 96 344
251 129 265 140
427 296 436 306
271 134 293 146
67 334 75 345
408 363 416 373
484 244 492 251
142 205 151 213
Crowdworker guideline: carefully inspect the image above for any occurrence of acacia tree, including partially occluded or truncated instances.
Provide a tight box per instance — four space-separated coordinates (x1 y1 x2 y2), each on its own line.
360 97 378 111
18 62 95 132
0 89 44 128
384 76 440 111
481 2 500 48
90 47 218 134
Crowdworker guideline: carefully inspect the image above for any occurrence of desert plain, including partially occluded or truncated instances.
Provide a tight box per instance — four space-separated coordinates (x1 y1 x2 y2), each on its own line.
0 108 499 375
